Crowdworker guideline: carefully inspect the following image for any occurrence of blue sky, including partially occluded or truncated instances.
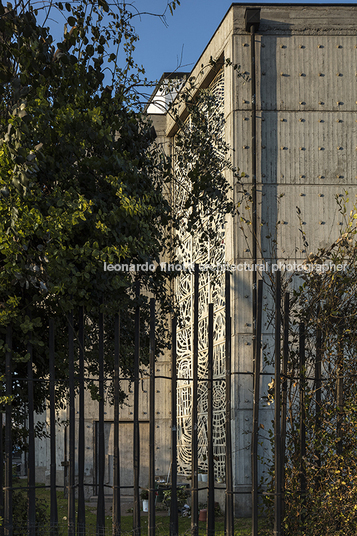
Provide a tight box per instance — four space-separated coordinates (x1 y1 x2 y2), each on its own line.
42 0 355 100
130 0 354 85
130 0 231 82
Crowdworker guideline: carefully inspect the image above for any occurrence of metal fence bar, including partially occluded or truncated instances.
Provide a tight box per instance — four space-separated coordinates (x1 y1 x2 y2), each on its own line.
68 312 76 536
49 319 58 534
274 271 282 536
113 312 121 536
97 308 106 535
337 321 343 456
170 316 178 536
4 325 12 536
149 298 156 536
299 322 306 529
225 271 234 536
133 282 141 536
64 424 68 499
207 303 215 536
251 279 263 536
77 306 86 536
281 292 289 527
27 336 36 536
191 264 199 536
315 320 322 488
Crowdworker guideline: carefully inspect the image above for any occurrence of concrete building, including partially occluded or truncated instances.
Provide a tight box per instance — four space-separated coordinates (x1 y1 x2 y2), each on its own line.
33 3 357 517
148 3 357 516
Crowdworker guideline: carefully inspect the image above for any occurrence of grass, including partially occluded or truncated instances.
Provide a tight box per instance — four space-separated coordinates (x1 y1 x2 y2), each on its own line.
12 478 268 535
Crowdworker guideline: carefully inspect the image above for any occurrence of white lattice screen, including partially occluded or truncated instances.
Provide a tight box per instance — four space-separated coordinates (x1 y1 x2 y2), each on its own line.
174 69 226 479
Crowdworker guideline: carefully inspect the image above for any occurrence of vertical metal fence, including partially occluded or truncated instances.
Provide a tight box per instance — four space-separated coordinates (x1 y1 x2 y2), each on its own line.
0 271 268 536
0 268 346 536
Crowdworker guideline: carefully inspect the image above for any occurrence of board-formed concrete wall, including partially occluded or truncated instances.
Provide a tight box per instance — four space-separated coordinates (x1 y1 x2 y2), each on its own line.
229 4 357 515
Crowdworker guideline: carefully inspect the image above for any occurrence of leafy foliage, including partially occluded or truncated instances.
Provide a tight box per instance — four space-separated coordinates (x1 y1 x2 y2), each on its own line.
0 0 176 425
261 207 357 535
165 67 247 246
162 485 189 509
0 0 242 440
12 489 48 535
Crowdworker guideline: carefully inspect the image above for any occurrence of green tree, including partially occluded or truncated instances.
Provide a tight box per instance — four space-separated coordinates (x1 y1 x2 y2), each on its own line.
0 0 242 434
0 0 175 422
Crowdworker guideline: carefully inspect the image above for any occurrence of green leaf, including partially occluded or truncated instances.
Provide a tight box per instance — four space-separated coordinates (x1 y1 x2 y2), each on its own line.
86 44 94 57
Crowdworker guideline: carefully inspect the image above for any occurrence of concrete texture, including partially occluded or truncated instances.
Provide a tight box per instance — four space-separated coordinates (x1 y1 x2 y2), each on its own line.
154 3 357 517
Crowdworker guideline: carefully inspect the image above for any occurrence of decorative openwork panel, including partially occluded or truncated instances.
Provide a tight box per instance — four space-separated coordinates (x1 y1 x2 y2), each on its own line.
174 69 226 479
